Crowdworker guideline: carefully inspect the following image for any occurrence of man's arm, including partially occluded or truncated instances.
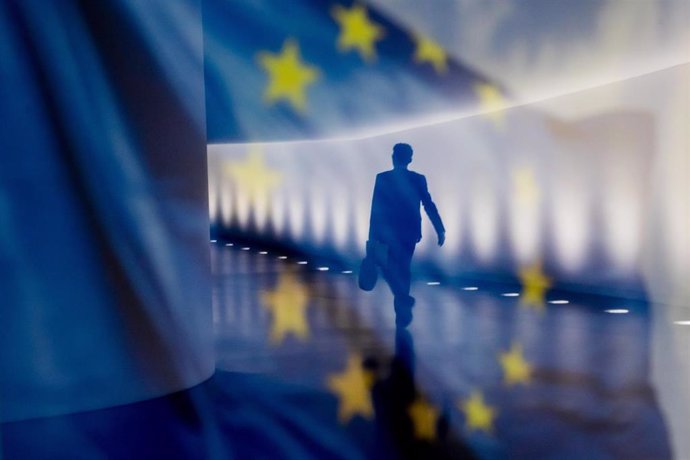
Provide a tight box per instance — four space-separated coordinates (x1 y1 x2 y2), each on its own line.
419 176 445 246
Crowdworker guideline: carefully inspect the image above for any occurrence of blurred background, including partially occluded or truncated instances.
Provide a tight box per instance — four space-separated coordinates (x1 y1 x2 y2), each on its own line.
206 0 690 457
1 0 688 458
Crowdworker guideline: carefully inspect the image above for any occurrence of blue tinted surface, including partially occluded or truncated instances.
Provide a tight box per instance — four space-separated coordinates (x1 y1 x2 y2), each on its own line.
2 244 670 459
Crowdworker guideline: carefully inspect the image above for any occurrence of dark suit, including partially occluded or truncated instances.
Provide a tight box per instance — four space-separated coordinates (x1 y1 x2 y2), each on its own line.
368 168 445 303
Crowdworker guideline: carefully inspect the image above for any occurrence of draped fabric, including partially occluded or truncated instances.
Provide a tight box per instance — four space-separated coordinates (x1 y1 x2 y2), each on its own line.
0 0 213 422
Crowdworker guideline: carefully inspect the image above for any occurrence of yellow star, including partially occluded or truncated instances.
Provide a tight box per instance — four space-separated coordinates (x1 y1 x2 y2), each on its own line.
261 272 310 344
499 343 532 385
518 261 552 311
257 39 320 112
413 34 448 74
332 4 384 62
459 391 497 434
474 82 507 128
326 353 375 423
512 167 540 209
408 397 439 441
223 147 281 204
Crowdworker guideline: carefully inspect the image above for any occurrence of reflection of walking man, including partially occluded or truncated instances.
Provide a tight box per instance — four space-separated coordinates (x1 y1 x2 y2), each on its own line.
368 143 445 318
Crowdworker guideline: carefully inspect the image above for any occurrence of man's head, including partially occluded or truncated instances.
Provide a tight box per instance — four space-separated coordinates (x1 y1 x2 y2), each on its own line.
392 143 413 168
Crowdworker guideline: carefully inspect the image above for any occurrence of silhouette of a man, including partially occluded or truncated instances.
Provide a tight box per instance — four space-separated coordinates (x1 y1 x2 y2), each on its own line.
368 143 445 315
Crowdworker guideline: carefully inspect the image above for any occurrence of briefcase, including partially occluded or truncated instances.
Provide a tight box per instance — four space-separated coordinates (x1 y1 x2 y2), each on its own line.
358 240 389 291
358 255 378 291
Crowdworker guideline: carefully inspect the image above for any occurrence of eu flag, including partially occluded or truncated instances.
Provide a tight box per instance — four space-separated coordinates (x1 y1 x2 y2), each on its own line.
203 0 498 142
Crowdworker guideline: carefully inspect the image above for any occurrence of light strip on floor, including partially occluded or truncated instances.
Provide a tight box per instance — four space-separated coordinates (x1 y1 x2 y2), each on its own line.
605 309 629 314
259 251 268 255
317 266 329 271
341 270 353 274
297 261 308 265
674 320 690 325
426 281 441 286
548 300 569 305
501 293 520 297
462 286 478 291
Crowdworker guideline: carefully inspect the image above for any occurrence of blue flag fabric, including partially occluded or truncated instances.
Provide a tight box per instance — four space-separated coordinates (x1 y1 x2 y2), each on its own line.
203 0 495 142
1 0 680 458
0 0 213 422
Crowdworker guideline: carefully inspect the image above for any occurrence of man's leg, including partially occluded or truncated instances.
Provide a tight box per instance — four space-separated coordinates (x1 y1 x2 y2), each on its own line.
381 241 405 298
387 241 416 326
398 241 415 300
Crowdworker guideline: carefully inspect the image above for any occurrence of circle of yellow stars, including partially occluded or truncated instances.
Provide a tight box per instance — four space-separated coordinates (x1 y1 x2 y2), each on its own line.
253 262 547 440
252 238 550 439
254 4 504 117
248 4 553 442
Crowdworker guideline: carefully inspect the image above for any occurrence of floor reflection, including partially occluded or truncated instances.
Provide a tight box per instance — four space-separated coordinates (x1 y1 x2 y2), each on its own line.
1 243 672 459
212 243 671 459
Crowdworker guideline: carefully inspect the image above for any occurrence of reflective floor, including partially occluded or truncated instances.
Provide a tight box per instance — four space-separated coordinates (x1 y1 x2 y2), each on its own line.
1 242 672 459
211 242 671 459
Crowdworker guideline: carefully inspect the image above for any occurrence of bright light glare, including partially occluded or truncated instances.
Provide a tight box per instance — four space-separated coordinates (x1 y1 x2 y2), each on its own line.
550 159 591 272
332 185 350 249
271 190 286 236
310 189 328 244
470 177 498 262
288 197 305 241
254 197 269 232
